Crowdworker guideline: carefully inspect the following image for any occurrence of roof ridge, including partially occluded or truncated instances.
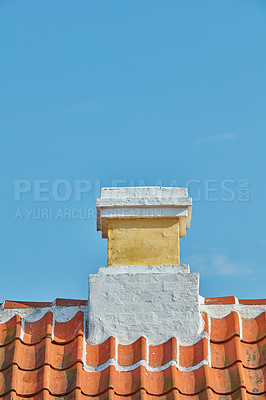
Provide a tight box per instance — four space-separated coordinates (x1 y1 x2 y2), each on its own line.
205 296 266 305
2 298 87 309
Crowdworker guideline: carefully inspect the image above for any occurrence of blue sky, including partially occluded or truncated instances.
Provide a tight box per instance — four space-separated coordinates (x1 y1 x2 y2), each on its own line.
0 0 265 302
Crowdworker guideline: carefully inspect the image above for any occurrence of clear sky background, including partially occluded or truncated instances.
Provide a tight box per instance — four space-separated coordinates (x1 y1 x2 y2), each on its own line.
0 0 265 302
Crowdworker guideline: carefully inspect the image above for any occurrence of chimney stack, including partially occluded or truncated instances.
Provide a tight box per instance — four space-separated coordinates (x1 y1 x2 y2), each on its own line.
89 186 202 345
96 187 192 266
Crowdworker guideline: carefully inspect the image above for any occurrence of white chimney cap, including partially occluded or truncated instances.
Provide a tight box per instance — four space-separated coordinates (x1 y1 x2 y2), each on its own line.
97 186 192 238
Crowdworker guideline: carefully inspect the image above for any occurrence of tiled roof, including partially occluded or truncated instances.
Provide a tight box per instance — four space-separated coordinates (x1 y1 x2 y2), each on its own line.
0 297 265 399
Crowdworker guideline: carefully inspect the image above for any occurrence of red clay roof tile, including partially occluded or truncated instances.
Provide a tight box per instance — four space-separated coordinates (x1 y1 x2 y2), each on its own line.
3 300 53 309
242 312 266 342
149 337 177 367
210 311 240 342
118 336 146 366
202 311 210 335
205 297 266 306
1 388 266 400
53 310 84 343
1 298 87 309
55 299 87 307
86 336 116 367
239 299 266 305
205 296 237 305
24 311 53 344
0 314 22 346
179 337 208 368
0 298 265 398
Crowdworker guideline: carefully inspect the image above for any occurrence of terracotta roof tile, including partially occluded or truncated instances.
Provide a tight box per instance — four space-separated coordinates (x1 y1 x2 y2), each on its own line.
205 296 237 305
202 311 210 335
53 310 84 343
211 311 240 342
211 336 266 369
118 336 146 366
3 300 53 308
242 312 266 342
0 298 265 398
149 337 177 367
0 314 22 346
24 311 53 344
55 299 87 307
86 336 116 367
1 389 266 400
0 336 84 371
179 337 208 368
205 296 266 306
239 299 266 305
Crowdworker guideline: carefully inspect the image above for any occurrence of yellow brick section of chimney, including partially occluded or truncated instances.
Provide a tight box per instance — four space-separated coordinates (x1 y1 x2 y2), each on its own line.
107 217 180 266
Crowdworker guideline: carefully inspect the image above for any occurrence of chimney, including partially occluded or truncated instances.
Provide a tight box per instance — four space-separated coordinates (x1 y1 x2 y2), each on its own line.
96 187 192 266
89 186 202 345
